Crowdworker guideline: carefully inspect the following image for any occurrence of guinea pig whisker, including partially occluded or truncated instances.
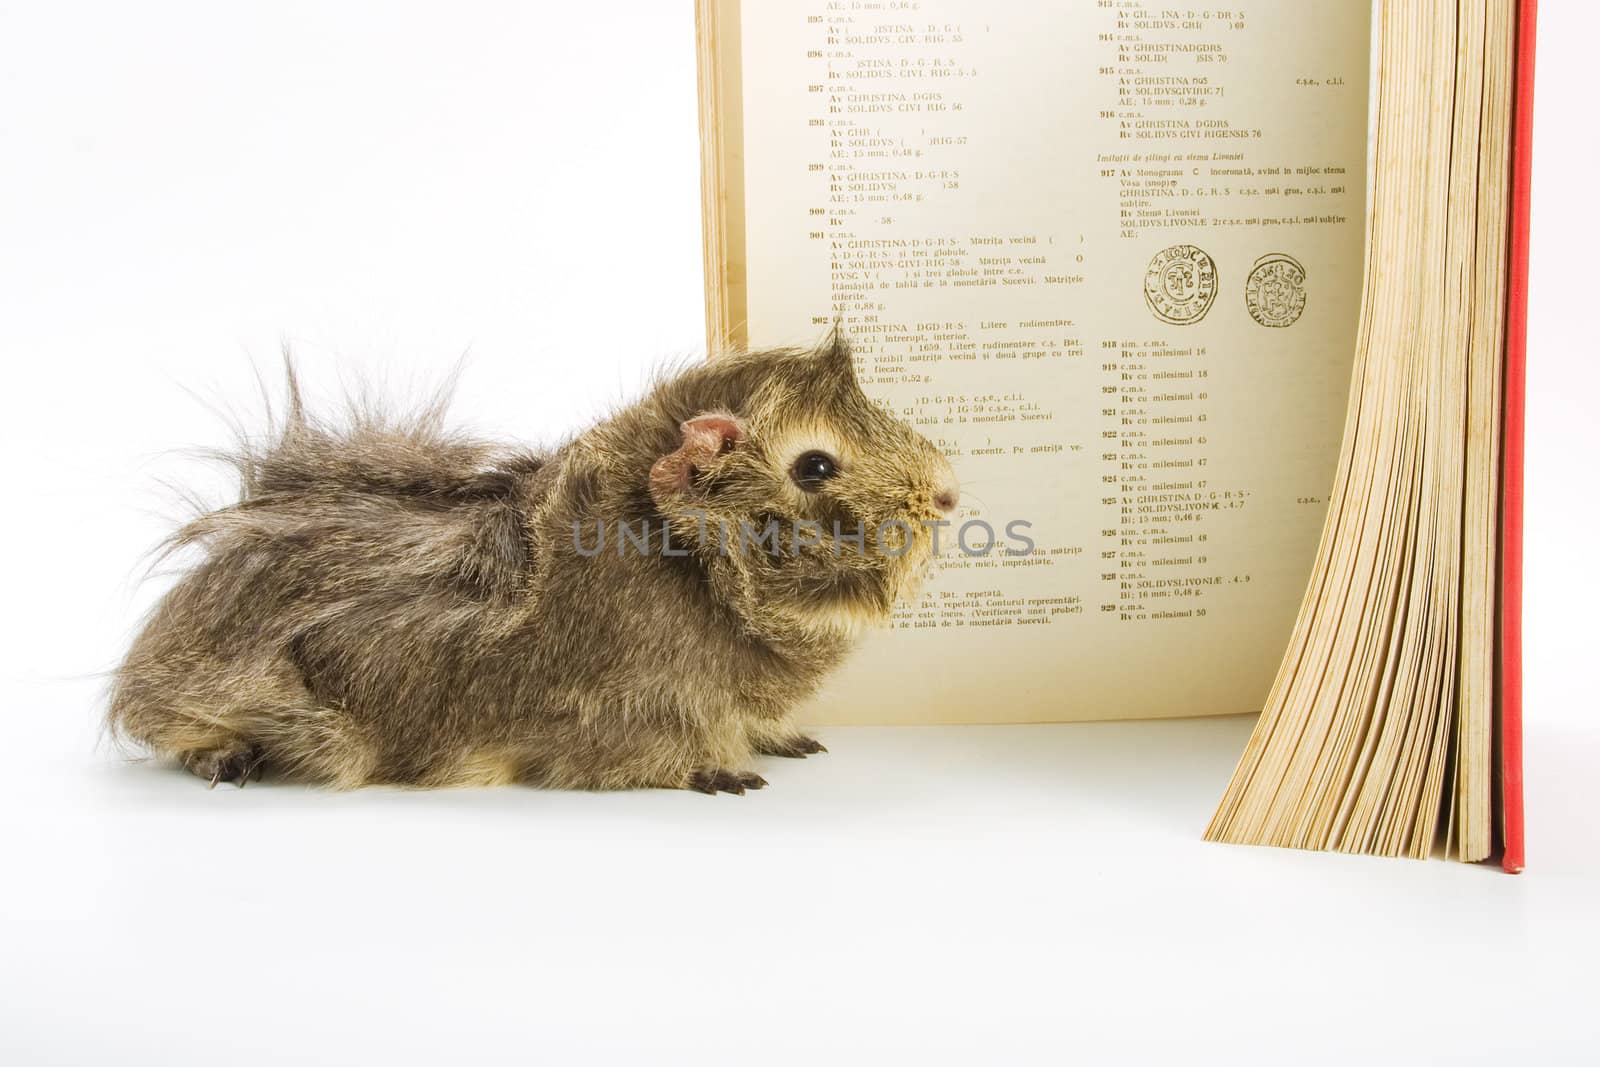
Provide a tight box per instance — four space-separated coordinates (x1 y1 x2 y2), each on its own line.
955 489 992 512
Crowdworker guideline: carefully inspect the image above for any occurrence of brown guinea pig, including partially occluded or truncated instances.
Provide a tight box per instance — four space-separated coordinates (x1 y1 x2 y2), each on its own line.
108 335 959 793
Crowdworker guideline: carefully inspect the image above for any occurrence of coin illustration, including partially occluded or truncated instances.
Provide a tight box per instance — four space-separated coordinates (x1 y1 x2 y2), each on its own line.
1143 244 1218 326
1244 253 1307 328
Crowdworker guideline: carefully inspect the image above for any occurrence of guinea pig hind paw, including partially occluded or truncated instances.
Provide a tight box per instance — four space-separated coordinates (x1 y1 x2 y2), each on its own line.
687 769 768 795
184 745 265 789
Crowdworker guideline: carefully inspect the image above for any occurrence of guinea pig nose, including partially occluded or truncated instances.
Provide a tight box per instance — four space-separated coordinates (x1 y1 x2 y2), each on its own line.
933 485 960 514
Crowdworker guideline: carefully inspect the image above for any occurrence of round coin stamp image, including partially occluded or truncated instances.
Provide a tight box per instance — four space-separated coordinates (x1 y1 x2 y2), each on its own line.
1143 244 1218 325
1244 253 1307 327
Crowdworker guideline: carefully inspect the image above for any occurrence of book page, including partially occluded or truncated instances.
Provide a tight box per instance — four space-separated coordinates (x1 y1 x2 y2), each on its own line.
727 1 1372 723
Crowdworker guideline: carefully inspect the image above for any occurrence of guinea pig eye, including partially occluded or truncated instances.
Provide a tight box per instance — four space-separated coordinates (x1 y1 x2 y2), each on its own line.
790 450 840 492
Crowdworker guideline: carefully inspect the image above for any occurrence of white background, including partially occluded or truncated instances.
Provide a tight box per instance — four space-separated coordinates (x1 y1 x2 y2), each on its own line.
1 2 1595 1064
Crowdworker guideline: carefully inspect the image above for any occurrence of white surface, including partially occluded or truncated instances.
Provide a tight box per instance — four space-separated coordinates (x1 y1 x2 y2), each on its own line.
1 2 1596 1064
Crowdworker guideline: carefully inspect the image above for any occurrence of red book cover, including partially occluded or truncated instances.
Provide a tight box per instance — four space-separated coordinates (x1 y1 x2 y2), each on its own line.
1499 0 1536 874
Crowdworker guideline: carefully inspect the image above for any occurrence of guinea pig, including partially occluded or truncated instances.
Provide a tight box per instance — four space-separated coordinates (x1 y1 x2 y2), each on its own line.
108 335 959 793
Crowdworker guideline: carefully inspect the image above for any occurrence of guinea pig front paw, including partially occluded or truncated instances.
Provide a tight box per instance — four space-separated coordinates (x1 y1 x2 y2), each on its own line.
687 768 768 795
756 735 828 758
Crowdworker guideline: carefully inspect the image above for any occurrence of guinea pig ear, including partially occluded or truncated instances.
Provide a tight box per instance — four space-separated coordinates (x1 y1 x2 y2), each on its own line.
815 327 858 384
648 411 746 503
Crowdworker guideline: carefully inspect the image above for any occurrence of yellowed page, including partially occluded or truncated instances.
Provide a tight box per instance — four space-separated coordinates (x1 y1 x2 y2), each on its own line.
730 2 1371 724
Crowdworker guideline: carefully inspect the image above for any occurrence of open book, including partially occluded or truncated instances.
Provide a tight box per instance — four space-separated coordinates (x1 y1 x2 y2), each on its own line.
696 0 1534 868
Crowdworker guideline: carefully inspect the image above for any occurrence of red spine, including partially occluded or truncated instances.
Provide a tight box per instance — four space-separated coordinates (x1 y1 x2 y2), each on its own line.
1498 0 1536 874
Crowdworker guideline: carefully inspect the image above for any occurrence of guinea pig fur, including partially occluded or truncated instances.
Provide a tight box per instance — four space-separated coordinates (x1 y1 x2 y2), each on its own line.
108 336 960 793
